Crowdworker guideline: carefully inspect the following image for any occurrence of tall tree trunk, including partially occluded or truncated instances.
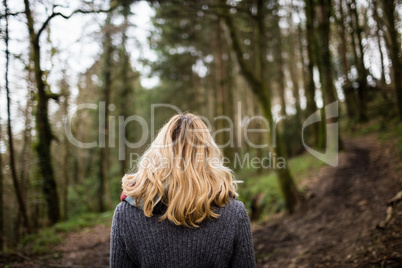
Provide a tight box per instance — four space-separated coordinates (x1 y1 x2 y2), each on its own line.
304 0 319 145
5 0 31 232
99 13 114 212
347 0 368 121
316 0 338 105
253 97 264 175
18 88 33 207
59 74 70 220
215 18 226 148
382 0 402 118
0 89 3 252
376 29 386 87
17 84 34 235
273 5 287 116
63 125 70 220
215 18 234 162
287 13 303 124
297 23 307 94
221 21 237 165
222 0 304 213
24 0 60 224
337 0 357 117
372 3 387 88
316 0 342 152
118 14 132 176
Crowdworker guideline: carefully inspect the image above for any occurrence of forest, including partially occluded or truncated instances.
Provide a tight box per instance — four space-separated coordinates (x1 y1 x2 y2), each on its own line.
0 0 401 266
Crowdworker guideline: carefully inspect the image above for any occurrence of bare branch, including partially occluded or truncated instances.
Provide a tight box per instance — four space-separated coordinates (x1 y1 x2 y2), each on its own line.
37 2 119 38
0 11 25 20
47 92 60 102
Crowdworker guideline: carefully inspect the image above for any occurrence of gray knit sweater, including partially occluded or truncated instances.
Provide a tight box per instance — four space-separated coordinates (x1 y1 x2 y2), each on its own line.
110 198 256 268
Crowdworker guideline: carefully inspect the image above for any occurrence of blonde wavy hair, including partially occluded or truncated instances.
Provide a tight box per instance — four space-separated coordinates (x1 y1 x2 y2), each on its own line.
122 113 238 227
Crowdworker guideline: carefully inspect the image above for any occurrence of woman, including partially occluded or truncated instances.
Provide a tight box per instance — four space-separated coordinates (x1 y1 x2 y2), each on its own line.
110 113 256 268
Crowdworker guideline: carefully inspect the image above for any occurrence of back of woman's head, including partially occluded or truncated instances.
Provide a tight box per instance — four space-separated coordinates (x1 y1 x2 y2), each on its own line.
122 113 238 227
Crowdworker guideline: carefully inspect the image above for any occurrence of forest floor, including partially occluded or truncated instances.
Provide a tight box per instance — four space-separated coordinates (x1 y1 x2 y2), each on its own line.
253 134 402 267
1 134 402 267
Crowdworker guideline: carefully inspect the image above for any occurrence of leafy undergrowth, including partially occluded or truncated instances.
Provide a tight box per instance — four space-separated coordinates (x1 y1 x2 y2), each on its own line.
19 211 113 255
237 153 325 220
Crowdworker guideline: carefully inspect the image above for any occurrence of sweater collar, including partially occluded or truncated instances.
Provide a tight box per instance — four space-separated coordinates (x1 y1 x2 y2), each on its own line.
120 191 166 214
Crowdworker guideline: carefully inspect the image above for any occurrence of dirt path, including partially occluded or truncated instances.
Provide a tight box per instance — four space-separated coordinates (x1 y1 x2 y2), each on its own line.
2 135 402 267
254 135 402 267
52 224 111 267
0 224 111 267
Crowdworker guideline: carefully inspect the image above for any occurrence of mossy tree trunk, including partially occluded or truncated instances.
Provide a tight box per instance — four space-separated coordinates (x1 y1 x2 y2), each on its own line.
336 0 357 118
221 0 304 213
347 0 368 121
118 16 131 176
99 12 114 212
5 0 31 232
304 0 319 145
316 0 343 151
24 0 60 224
273 1 287 117
382 0 402 119
316 0 338 107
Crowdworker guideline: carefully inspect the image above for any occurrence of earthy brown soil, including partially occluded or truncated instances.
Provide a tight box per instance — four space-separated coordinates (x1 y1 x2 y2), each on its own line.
1 135 401 267
253 135 402 267
0 224 111 267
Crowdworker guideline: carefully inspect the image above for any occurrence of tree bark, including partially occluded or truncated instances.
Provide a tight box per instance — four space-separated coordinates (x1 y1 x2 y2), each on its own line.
4 0 31 233
18 87 33 211
304 0 319 145
316 0 338 106
0 81 3 252
99 12 114 212
224 51 237 166
382 0 402 119
222 0 304 213
287 12 302 124
347 0 368 121
215 18 226 148
118 14 131 176
59 74 70 220
336 0 357 117
273 3 287 116
315 0 343 152
372 3 387 87
24 0 60 224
